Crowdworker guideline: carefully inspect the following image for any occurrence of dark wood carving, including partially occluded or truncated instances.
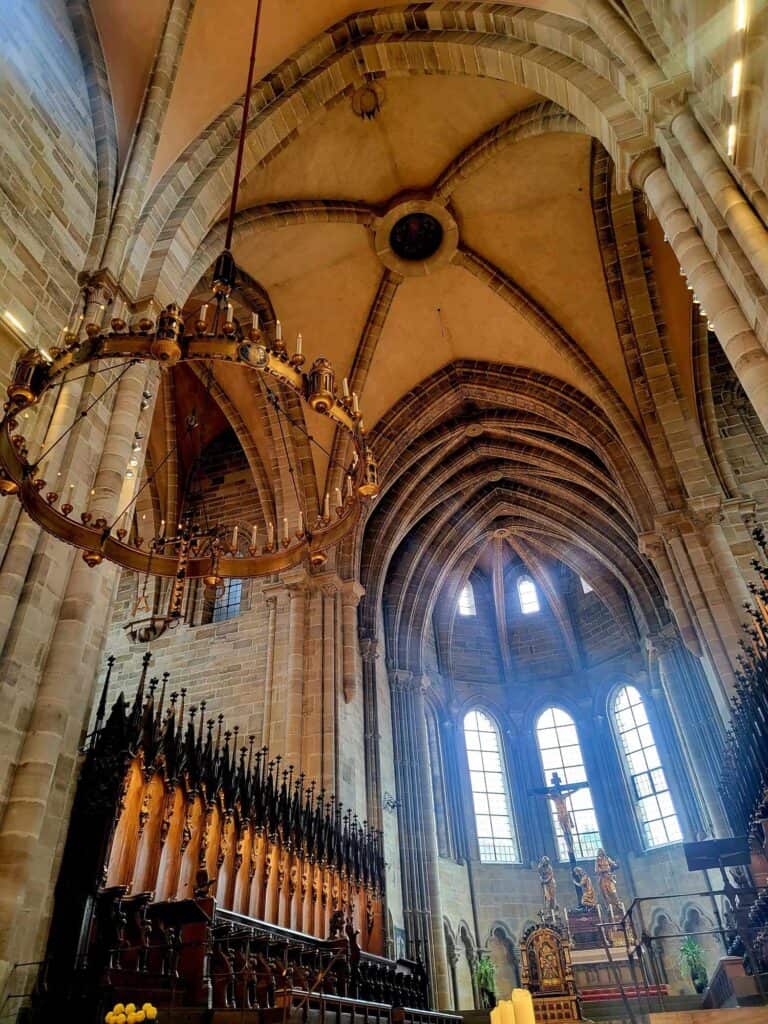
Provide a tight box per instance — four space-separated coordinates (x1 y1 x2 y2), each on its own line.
40 656 439 1022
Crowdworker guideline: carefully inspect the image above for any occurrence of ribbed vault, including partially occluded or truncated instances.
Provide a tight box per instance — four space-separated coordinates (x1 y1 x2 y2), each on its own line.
359 362 670 676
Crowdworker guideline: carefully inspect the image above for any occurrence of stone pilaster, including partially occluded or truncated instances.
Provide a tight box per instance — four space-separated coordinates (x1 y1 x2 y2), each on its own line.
389 669 451 1009
646 626 729 837
360 633 383 832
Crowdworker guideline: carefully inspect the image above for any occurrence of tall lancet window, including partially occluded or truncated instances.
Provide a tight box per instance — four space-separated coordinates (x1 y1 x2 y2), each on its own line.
517 576 540 614
458 582 476 617
535 707 602 861
613 686 682 848
463 710 519 863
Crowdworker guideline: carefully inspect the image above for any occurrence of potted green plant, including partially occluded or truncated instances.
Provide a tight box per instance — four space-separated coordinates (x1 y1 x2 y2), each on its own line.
474 954 497 1009
678 937 708 994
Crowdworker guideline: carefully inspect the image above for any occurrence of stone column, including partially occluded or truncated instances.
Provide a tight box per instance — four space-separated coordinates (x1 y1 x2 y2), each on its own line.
340 580 364 704
360 634 383 832
390 670 451 1008
260 595 278 747
0 357 157 994
670 109 768 294
647 629 729 837
644 512 738 710
632 150 768 435
283 571 308 772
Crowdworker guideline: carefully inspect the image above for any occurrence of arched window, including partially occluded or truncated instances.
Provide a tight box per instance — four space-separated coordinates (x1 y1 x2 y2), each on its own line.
458 582 476 617
517 576 540 614
463 710 519 863
613 686 681 848
535 707 602 861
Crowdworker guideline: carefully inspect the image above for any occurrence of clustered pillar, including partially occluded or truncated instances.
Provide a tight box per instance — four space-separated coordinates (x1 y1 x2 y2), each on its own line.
389 670 451 1009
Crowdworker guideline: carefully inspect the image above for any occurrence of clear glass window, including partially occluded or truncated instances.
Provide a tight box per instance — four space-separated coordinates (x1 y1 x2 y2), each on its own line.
212 578 243 622
613 686 681 848
535 707 602 861
463 711 519 863
580 577 593 594
458 583 477 617
517 577 540 614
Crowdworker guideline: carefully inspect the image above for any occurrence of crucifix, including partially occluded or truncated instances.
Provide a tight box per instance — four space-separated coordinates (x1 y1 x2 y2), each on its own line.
531 771 589 864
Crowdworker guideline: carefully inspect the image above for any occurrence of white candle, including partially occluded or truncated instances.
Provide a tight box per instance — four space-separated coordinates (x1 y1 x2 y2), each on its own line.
252 312 259 330
352 392 359 414
342 377 350 398
298 510 304 534
232 525 238 548
267 521 275 547
200 303 208 322
160 519 165 534
276 319 282 341
251 524 258 547
282 517 289 543
335 487 342 508
296 332 302 355
323 493 330 520
226 302 234 322
346 475 353 498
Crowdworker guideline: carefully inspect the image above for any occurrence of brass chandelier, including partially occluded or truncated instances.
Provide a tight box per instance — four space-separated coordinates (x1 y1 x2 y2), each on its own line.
0 0 379 609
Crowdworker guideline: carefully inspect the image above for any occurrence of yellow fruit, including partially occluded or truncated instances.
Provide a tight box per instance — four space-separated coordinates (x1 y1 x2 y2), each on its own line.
126 1005 136 1014
114 1007 125 1015
145 1009 158 1021
135 1013 146 1023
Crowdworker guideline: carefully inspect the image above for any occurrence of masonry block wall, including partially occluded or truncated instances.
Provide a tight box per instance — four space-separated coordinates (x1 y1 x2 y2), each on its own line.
0 0 97 345
105 425 370 815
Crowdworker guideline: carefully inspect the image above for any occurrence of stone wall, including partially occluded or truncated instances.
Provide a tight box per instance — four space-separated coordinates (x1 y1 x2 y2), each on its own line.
0 0 98 344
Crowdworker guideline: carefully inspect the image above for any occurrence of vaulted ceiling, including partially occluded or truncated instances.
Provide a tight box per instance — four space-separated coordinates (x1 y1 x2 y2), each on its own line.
89 0 702 674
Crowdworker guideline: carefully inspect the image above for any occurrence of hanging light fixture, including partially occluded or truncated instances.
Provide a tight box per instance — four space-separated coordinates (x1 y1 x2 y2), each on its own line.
0 0 379 601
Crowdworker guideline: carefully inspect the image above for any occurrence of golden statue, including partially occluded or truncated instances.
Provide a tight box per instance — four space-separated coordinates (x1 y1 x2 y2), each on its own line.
571 866 597 909
538 855 557 911
595 848 624 920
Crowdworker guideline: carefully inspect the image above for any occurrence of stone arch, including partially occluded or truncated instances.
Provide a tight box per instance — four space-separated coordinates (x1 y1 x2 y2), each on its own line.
124 4 653 302
487 922 521 995
456 920 477 1009
66 0 118 269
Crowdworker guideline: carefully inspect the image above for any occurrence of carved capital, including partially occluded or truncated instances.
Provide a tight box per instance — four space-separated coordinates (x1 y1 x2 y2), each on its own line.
359 634 379 663
687 493 724 528
648 76 691 130
638 531 666 561
340 579 366 606
390 668 416 692
646 622 680 657
628 146 663 191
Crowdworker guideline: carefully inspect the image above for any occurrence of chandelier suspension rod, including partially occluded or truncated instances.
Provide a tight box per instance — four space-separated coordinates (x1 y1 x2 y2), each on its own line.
263 385 350 470
224 0 264 252
32 359 138 470
108 417 196 532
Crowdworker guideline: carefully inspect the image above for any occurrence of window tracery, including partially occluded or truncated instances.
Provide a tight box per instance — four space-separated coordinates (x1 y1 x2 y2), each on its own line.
463 710 519 863
613 686 681 848
535 707 602 860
